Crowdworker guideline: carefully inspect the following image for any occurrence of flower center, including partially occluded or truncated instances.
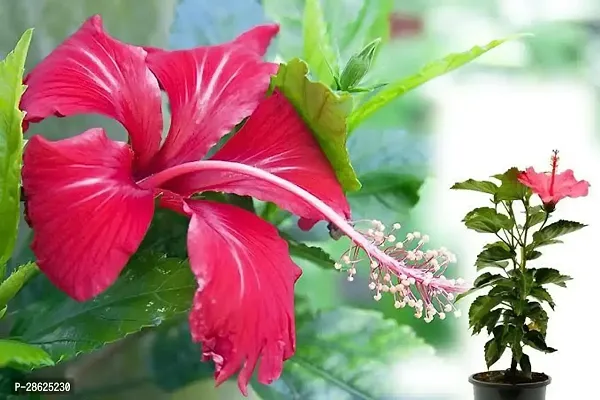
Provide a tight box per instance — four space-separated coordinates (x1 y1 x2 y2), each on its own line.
549 149 559 195
138 160 467 318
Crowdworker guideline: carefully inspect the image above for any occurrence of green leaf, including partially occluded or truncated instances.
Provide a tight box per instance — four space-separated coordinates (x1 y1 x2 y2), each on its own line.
251 307 437 399
456 273 510 302
468 295 503 331
475 242 514 270
463 207 514 233
0 29 31 268
530 286 555 310
272 59 360 191
484 327 506 369
0 339 53 368
520 269 535 297
347 35 522 132
532 220 587 245
450 179 498 195
525 302 549 335
493 167 529 201
523 331 557 353
472 308 503 335
302 0 338 85
346 128 428 221
534 267 572 288
281 233 336 269
520 353 532 377
264 0 394 64
526 206 548 227
10 253 195 362
525 249 542 261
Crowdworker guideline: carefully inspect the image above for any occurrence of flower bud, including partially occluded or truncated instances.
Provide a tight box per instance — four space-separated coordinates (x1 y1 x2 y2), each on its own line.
338 38 381 90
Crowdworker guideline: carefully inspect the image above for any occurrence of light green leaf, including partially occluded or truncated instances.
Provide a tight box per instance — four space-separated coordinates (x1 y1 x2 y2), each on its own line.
251 307 436 399
0 29 31 268
272 59 360 191
0 339 54 368
302 0 338 85
10 253 195 362
264 0 394 63
347 35 524 132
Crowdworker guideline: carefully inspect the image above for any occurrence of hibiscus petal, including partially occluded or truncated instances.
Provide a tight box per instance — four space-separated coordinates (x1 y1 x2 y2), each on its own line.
552 169 590 201
179 199 300 395
20 15 163 172
164 91 351 226
22 128 155 301
518 167 552 202
145 25 279 171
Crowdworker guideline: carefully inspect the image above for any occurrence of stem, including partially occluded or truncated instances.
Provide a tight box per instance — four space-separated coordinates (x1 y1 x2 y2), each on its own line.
139 160 463 292
539 212 550 231
510 356 518 378
0 262 39 308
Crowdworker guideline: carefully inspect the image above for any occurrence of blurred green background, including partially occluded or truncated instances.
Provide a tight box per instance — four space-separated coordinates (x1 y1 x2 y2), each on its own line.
0 0 596 398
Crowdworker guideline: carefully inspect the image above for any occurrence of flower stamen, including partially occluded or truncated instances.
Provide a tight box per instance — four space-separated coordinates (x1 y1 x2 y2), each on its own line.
334 220 465 321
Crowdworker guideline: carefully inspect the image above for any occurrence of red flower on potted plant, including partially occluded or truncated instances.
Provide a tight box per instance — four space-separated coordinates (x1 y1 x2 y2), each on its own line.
451 151 590 400
20 15 467 396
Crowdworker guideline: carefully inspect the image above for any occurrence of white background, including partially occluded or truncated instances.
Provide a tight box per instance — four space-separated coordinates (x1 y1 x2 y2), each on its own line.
409 74 600 399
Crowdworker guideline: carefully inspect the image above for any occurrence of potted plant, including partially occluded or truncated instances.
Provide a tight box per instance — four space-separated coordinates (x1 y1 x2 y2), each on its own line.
451 151 590 400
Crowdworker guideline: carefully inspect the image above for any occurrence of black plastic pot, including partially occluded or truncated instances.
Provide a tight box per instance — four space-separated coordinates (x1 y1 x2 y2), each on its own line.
469 372 551 400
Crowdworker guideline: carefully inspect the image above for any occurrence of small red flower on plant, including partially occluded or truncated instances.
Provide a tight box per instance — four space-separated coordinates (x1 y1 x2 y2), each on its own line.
21 15 467 395
518 150 590 212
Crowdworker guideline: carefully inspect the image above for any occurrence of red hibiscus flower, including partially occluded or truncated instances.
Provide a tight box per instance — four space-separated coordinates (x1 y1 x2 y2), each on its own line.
21 15 467 395
518 150 590 212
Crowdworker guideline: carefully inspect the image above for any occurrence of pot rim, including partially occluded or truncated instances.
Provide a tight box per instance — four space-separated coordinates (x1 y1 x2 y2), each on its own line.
469 371 552 389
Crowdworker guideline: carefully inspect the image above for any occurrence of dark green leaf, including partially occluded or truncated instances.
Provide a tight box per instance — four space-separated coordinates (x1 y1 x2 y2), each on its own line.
534 267 572 288
347 36 521 132
302 0 338 85
450 179 498 195
146 320 213 392
11 253 195 362
0 29 31 268
525 249 542 260
251 307 437 399
281 233 336 269
472 308 503 335
530 286 555 310
475 242 515 269
139 208 189 259
532 220 587 245
469 296 503 330
0 340 53 368
463 207 514 233
456 273 511 302
520 353 532 377
493 167 529 201
272 59 360 191
523 331 557 353
484 334 505 369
